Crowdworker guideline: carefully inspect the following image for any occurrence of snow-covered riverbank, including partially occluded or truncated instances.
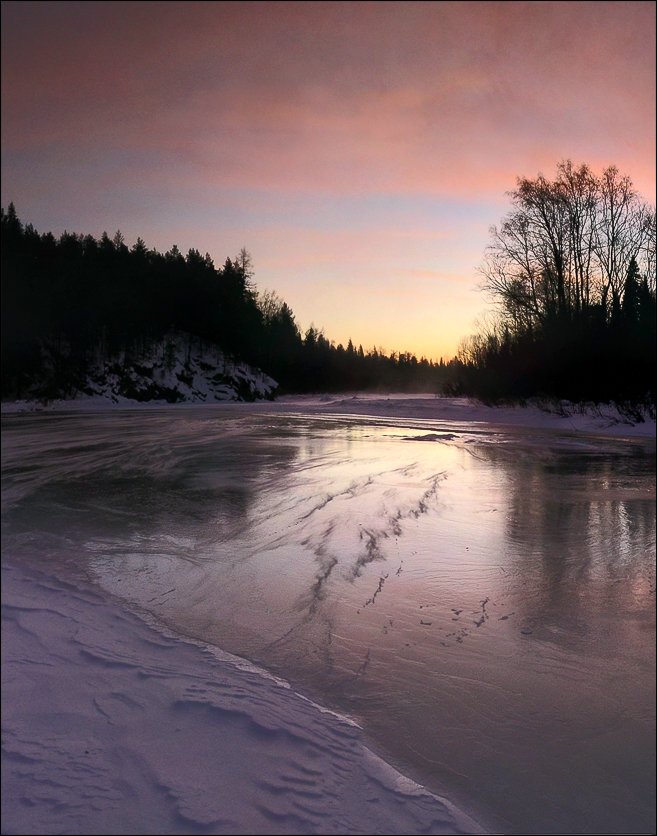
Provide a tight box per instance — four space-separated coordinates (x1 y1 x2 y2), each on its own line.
2 560 484 835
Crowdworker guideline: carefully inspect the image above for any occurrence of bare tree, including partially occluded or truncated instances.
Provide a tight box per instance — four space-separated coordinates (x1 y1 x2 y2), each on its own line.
235 247 254 282
481 161 656 329
592 166 651 314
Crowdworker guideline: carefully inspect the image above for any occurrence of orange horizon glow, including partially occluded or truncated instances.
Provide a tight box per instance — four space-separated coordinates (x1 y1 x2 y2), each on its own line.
2 1 655 362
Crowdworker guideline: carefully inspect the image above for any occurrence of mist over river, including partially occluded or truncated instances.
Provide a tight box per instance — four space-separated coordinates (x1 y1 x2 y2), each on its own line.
2 403 655 835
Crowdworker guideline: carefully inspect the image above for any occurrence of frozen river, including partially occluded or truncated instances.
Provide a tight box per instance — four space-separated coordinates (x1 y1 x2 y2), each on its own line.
2 403 655 834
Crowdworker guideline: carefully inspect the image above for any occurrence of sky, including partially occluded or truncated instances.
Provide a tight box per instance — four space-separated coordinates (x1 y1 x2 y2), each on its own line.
2 1 655 361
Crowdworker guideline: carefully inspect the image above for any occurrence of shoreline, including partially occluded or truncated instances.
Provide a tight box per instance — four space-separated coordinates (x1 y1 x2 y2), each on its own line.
1 557 489 835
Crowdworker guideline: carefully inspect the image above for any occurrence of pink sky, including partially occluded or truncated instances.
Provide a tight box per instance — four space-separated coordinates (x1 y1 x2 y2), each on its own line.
2 1 655 360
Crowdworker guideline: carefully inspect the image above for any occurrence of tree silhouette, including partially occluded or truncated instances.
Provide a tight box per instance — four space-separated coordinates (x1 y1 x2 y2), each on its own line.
1 207 449 399
454 162 656 404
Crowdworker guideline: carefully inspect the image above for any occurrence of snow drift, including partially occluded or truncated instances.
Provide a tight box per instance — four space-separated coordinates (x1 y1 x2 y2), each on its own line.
1 561 483 835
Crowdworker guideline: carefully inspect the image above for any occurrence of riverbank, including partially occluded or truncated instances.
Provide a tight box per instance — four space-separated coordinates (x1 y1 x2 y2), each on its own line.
1 559 486 835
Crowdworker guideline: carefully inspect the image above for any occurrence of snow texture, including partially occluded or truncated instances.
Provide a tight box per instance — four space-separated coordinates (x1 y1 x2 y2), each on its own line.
3 334 278 407
1 561 484 835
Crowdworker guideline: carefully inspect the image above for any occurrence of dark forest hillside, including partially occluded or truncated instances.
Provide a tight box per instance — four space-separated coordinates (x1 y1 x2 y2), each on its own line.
1 205 447 400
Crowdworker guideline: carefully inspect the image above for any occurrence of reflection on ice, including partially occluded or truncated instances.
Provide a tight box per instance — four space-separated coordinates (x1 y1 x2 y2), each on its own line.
2 407 655 835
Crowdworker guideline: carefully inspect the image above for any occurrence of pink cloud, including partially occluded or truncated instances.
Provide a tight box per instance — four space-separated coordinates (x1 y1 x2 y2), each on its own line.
2 1 654 359
3 2 654 200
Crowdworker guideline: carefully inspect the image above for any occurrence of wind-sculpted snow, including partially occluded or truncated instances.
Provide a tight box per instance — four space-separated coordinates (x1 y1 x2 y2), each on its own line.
2 562 482 835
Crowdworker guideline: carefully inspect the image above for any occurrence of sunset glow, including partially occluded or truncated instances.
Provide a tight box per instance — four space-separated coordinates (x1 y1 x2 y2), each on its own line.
2 0 655 360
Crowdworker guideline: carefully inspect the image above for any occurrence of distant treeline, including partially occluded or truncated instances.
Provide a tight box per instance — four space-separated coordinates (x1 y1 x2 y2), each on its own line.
1 205 448 399
450 162 656 405
3 161 655 406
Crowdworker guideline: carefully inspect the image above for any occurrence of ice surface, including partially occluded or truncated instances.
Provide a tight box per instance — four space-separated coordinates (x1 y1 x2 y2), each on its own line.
2 393 655 440
2 401 655 834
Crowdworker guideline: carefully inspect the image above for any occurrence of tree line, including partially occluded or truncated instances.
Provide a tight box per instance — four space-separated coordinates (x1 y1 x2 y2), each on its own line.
3 161 654 405
451 162 655 404
0 204 447 399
